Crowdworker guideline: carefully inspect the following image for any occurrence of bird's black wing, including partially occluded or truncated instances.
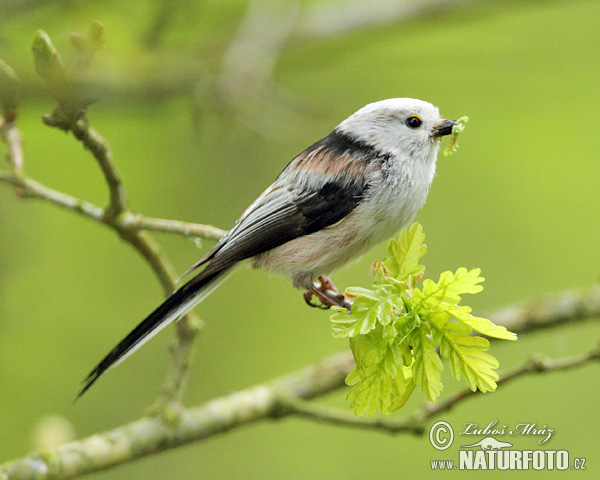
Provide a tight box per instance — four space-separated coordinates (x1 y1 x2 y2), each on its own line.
206 168 372 272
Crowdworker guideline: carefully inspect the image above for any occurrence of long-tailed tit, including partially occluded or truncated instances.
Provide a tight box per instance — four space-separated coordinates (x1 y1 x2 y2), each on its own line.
79 98 457 396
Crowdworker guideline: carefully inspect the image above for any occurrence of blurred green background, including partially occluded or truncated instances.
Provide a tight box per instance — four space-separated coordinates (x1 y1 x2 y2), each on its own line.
1 0 599 478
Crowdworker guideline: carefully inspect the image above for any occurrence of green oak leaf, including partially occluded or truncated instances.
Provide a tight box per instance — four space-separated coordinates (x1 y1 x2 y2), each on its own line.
382 222 426 281
433 317 500 392
410 323 443 402
330 223 516 416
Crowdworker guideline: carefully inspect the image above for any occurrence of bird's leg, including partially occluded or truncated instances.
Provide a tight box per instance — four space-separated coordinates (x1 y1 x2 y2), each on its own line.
303 290 330 310
303 276 352 312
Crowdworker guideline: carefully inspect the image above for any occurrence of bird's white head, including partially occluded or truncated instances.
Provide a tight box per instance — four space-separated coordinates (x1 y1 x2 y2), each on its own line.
336 98 455 161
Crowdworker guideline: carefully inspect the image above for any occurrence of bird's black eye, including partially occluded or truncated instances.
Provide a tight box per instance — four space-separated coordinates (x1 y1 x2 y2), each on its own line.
406 115 422 129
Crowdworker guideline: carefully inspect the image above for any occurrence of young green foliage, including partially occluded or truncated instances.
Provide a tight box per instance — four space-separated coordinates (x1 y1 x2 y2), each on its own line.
32 30 72 106
443 116 469 156
331 223 516 416
32 24 104 113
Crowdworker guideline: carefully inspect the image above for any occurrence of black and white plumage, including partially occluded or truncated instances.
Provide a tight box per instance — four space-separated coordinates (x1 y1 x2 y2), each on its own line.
79 98 456 397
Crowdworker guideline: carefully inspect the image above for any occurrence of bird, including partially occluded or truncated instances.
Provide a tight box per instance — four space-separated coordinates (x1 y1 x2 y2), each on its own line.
78 98 457 397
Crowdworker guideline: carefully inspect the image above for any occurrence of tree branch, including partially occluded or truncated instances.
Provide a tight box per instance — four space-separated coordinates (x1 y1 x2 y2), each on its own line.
484 284 600 334
45 108 205 407
1 97 221 409
44 112 128 220
1 329 598 480
0 352 355 480
0 135 224 241
422 344 600 421
4 28 224 408
0 120 24 177
283 344 600 434
0 169 105 221
119 213 224 240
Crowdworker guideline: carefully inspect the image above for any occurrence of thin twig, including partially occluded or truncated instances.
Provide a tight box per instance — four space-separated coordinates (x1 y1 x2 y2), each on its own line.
42 111 128 221
120 212 224 240
421 345 600 421
0 117 25 196
0 170 106 221
118 227 203 407
283 395 424 435
0 170 224 239
1 109 218 409
283 345 600 434
484 284 600 334
46 108 202 408
0 119 23 176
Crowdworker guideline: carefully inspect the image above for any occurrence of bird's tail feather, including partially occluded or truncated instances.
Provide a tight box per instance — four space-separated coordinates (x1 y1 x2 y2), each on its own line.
77 267 229 398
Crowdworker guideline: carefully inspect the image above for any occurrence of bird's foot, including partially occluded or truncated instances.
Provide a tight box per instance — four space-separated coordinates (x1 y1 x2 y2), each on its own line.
303 276 352 312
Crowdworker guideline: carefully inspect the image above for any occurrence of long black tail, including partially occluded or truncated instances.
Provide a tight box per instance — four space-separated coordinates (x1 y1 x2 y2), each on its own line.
78 267 228 398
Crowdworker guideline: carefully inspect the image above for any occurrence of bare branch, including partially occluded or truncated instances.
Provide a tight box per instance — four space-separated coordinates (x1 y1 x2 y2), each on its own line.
283 395 424 435
120 213 224 240
284 345 600 434
485 284 600 334
0 351 355 480
0 120 23 176
1 335 598 479
422 344 600 420
0 170 105 221
43 108 202 406
1 98 217 408
118 228 202 407
42 110 128 220
0 170 224 240
0 57 24 189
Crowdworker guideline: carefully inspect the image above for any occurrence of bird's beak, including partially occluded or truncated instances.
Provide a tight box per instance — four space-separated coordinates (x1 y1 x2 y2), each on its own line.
432 119 457 138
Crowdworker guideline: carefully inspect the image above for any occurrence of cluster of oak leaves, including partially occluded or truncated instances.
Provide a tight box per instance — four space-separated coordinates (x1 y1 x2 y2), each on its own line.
330 223 517 416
